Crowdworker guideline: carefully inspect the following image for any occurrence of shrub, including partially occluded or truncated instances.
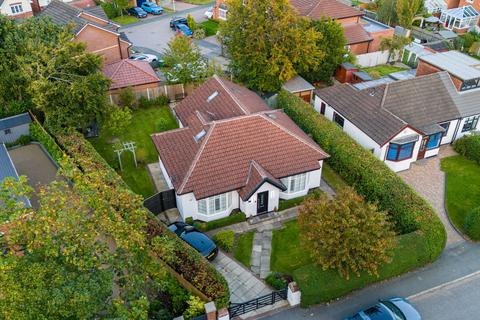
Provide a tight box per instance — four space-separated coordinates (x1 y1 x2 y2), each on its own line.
277 91 445 263
119 87 137 109
453 134 480 164
193 28 206 40
155 95 170 107
265 272 288 290
186 14 198 31
5 135 31 148
138 96 151 109
101 2 120 19
185 217 194 225
183 295 204 320
464 206 480 240
212 230 235 252
30 122 63 162
195 211 246 231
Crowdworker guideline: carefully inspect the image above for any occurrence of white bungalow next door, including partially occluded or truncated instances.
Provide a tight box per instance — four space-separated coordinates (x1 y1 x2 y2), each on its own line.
257 191 268 214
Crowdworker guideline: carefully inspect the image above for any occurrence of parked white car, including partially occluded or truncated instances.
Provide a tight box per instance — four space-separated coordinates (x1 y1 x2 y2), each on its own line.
128 53 159 62
204 7 213 19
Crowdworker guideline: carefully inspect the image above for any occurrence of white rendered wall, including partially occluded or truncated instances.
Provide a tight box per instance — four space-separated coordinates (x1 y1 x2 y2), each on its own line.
440 119 459 145
279 167 322 200
158 156 173 189
176 191 239 222
240 182 279 217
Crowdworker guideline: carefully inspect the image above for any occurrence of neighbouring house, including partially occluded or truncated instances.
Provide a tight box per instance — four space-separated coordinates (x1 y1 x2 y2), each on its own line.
436 0 480 31
0 0 34 18
281 75 315 103
416 50 480 91
0 143 31 208
151 75 329 222
40 0 131 64
212 0 394 55
314 72 480 172
0 113 31 144
103 59 161 103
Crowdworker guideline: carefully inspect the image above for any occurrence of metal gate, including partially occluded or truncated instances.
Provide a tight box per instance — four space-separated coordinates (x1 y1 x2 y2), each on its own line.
143 189 177 214
228 287 288 318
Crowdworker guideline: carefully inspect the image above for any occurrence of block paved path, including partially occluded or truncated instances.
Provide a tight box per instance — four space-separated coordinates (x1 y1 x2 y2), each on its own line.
212 251 272 303
251 230 273 279
398 146 464 246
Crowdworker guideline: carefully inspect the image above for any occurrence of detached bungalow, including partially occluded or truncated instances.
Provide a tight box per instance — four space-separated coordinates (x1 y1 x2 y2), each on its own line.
152 76 329 222
314 72 480 172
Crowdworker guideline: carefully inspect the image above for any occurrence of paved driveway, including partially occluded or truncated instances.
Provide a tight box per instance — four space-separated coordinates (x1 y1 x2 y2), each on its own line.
397 146 464 246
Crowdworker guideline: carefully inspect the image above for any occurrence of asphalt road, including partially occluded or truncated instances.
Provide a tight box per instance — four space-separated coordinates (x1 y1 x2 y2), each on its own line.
261 241 480 320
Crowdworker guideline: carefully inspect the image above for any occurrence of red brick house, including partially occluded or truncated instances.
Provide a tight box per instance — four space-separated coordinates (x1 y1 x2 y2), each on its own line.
40 0 131 64
212 0 394 55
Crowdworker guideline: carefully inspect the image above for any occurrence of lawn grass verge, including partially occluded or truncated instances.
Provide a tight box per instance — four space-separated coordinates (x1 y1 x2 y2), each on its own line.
112 15 139 25
201 20 220 36
441 155 480 231
234 231 254 268
89 105 178 197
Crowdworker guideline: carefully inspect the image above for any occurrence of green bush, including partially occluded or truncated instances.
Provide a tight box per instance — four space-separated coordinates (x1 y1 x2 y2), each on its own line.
101 2 120 19
212 230 235 252
138 95 170 109
195 211 246 231
30 122 64 162
277 91 446 262
464 206 480 240
185 217 194 225
453 134 480 164
5 135 31 148
265 272 288 290
119 87 137 109
154 95 170 107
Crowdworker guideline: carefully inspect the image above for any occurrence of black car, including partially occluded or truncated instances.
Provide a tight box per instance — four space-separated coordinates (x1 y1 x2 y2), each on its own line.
169 17 188 29
127 7 147 18
168 222 218 261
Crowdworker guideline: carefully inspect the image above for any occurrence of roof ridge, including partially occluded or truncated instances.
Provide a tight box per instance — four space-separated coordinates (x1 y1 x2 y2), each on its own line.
125 59 159 82
260 112 328 157
177 123 216 194
214 75 250 115
307 0 325 17
379 84 409 125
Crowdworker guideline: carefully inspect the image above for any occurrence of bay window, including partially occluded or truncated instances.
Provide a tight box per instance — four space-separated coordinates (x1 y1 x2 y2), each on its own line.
281 173 307 193
426 132 442 150
197 192 232 215
386 142 415 161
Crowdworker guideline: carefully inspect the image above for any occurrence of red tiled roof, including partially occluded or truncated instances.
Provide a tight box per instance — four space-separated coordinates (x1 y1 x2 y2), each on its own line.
174 75 270 128
237 161 286 200
289 0 364 20
152 111 329 200
343 23 373 45
102 59 160 90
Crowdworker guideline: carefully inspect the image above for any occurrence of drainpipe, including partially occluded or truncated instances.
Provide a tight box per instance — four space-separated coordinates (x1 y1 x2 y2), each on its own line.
452 117 462 143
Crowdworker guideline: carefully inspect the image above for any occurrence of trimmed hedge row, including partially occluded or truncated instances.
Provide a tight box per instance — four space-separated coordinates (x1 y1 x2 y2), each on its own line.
464 206 480 241
278 91 446 262
453 133 480 164
194 211 247 232
30 122 64 162
54 132 230 307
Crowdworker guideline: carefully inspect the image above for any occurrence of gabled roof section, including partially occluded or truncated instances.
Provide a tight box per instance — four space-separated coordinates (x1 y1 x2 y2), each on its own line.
238 161 286 201
0 113 31 131
290 0 364 20
152 111 328 200
174 75 270 128
343 23 373 45
102 59 160 90
40 0 118 35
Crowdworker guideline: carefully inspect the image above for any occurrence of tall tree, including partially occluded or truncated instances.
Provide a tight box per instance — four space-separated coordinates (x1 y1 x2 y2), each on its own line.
219 0 322 92
396 0 423 28
379 35 411 63
300 18 350 84
376 0 398 26
298 188 396 279
0 16 111 131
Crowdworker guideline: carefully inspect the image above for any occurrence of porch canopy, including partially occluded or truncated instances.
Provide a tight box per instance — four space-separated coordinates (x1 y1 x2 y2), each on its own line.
440 6 479 31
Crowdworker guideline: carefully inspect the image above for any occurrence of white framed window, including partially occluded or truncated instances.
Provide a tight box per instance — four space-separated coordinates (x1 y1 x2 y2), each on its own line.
197 192 231 215
10 3 23 14
281 173 307 194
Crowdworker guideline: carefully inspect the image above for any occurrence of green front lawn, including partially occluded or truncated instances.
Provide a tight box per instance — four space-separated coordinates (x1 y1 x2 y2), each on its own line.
201 20 220 37
112 15 139 25
89 105 178 198
233 231 254 268
441 155 480 231
271 220 428 306
362 65 408 79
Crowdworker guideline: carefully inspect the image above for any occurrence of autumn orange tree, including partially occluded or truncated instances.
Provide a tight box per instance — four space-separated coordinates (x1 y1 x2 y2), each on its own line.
298 187 396 279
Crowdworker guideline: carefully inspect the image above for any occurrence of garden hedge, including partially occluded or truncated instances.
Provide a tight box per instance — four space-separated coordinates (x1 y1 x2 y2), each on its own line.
278 91 446 263
195 211 247 231
464 206 480 241
453 134 480 164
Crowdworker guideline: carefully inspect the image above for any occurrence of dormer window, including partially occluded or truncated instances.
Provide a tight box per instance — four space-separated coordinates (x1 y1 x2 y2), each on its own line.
194 129 206 142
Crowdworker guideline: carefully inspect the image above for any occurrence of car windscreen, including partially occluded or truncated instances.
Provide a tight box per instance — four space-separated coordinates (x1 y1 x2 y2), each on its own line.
364 305 393 320
381 302 406 320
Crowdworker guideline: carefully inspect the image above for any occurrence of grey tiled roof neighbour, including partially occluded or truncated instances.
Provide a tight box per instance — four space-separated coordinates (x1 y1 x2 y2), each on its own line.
0 113 31 131
315 84 406 145
40 0 118 34
382 72 461 129
442 75 480 117
0 144 19 182
84 5 108 20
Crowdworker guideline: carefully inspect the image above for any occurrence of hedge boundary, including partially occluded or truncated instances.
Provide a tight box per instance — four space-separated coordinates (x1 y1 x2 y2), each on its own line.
29 118 230 307
278 91 446 266
453 133 480 164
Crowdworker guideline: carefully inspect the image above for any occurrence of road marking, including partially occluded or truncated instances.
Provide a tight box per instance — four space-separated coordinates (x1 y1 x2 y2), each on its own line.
408 270 480 300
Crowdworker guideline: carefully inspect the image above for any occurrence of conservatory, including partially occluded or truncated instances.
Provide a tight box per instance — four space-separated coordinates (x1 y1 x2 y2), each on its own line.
440 5 479 32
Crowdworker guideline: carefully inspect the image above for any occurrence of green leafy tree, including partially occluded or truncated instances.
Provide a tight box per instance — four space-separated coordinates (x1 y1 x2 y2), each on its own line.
105 105 133 137
163 35 213 84
298 188 396 279
119 87 137 108
219 0 322 92
300 18 349 84
379 35 411 63
186 14 198 31
396 0 423 28
376 0 398 26
0 16 111 132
